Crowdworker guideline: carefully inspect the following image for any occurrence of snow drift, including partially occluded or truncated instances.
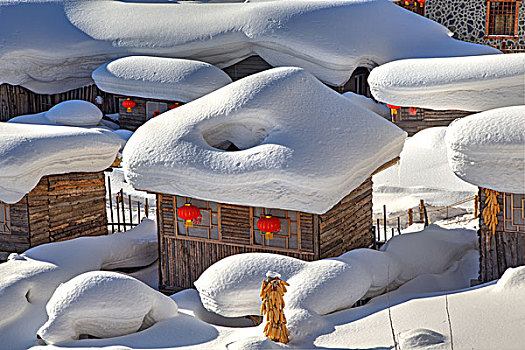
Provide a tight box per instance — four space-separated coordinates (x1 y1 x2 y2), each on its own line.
368 53 525 112
0 220 157 349
92 56 232 102
0 123 123 203
194 225 476 317
0 0 498 94
123 67 406 214
445 106 525 194
37 271 178 344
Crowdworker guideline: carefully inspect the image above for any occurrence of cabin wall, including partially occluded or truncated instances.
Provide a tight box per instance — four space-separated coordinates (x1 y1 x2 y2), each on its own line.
319 178 373 258
0 172 108 254
223 56 273 81
155 178 374 293
0 83 119 122
392 108 472 136
479 188 525 282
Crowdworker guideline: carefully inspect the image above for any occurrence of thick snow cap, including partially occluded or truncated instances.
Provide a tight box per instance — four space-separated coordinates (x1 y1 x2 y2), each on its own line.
0 0 498 94
92 56 232 102
368 53 525 112
445 106 525 194
0 124 123 203
8 100 103 126
123 67 406 214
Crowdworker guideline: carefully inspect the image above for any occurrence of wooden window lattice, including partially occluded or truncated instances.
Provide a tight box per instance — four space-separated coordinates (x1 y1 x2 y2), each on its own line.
503 192 525 232
394 1 425 16
0 202 10 234
486 0 520 37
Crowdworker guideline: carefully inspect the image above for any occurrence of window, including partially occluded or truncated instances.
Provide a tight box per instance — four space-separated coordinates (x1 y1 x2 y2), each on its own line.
0 203 10 234
146 101 168 120
394 1 425 16
486 0 520 37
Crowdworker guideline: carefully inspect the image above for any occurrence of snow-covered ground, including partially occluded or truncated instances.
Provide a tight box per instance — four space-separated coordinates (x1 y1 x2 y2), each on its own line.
0 218 521 349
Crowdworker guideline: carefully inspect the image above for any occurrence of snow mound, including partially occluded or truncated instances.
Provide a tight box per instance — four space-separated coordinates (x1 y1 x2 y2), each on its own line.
44 100 103 126
0 219 157 343
93 56 232 102
445 106 525 193
0 123 123 203
37 271 178 344
0 0 498 94
368 53 524 112
123 67 406 214
342 91 390 119
114 129 134 142
494 266 525 292
195 225 476 318
399 329 446 349
373 127 477 212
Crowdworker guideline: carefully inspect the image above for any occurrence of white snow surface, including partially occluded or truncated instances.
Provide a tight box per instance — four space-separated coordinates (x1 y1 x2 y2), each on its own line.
445 106 525 193
373 127 477 214
92 56 232 102
368 53 525 112
123 67 406 214
8 100 103 127
194 224 476 317
0 0 498 93
0 220 158 349
343 91 390 119
0 123 124 203
37 271 178 344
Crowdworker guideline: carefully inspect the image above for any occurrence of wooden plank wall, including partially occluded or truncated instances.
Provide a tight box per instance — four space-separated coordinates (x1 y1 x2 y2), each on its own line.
118 97 147 131
479 188 525 282
222 56 273 81
0 83 118 122
319 177 373 258
0 199 30 253
394 109 472 136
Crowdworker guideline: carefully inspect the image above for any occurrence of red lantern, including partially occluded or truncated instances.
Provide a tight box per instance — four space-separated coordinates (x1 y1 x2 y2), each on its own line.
257 216 281 240
170 102 181 110
177 203 201 228
386 104 400 110
417 0 425 3
152 110 161 118
409 107 418 115
122 98 136 113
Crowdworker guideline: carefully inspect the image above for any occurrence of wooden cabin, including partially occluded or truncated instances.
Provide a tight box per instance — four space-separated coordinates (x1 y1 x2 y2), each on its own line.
478 187 525 282
155 177 375 294
117 96 183 131
0 172 108 254
390 107 472 136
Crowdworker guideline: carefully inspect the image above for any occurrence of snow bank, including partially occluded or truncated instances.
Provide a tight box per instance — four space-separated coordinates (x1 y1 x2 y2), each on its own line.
123 67 406 214
0 123 123 203
0 220 157 349
92 56 232 102
37 271 178 344
194 224 476 318
373 127 477 213
445 106 525 194
368 53 524 112
0 0 498 93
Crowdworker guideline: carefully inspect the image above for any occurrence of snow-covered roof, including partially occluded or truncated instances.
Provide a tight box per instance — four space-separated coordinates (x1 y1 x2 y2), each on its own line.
368 53 525 112
92 56 232 102
123 67 406 214
0 0 498 94
445 106 525 194
0 123 124 204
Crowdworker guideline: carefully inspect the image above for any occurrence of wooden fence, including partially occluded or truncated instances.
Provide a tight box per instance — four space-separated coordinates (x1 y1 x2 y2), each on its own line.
106 175 154 233
375 195 479 245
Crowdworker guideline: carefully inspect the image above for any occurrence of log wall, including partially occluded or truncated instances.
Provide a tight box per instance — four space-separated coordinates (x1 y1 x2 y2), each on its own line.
223 56 273 81
0 83 118 122
118 96 182 131
479 188 525 282
393 108 472 136
155 177 373 293
0 172 108 253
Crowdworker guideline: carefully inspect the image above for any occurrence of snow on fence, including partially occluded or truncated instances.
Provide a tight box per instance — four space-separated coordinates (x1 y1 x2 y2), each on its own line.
375 195 479 244
106 175 155 233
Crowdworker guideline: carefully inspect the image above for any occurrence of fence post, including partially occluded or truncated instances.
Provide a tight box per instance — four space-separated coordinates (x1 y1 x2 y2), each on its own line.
372 226 377 250
397 217 401 235
115 192 121 232
423 204 429 227
383 205 387 241
145 198 149 218
128 195 133 229
376 218 381 242
407 208 413 226
107 176 115 234
120 189 126 231
137 200 141 223
419 199 425 222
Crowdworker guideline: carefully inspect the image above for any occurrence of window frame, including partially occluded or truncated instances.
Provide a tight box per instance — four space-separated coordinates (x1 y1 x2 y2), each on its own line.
485 0 520 39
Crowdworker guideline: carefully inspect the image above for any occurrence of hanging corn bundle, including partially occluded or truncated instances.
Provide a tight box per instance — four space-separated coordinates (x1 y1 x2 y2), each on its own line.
482 188 500 235
260 271 289 344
